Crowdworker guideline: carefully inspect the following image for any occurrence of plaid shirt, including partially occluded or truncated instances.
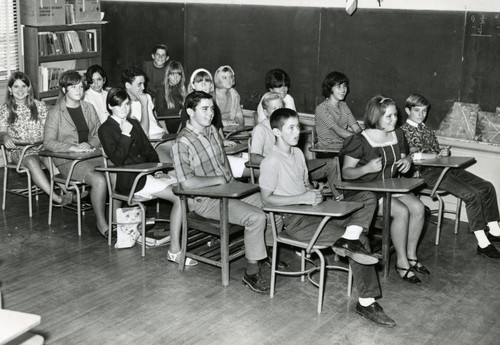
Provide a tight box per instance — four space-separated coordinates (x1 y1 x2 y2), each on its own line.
401 120 440 156
172 122 232 184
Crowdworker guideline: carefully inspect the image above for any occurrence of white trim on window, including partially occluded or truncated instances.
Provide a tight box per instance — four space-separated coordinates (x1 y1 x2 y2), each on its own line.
0 0 21 81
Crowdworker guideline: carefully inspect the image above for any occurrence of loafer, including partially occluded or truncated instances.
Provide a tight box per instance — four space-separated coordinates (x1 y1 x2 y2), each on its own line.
486 232 500 243
356 302 397 327
262 256 288 269
477 244 500 258
242 271 270 293
332 238 379 265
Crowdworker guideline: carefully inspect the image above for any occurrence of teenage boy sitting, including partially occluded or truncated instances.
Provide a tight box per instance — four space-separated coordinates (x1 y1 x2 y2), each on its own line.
142 44 169 96
259 108 395 327
122 67 171 162
402 93 500 259
172 91 271 293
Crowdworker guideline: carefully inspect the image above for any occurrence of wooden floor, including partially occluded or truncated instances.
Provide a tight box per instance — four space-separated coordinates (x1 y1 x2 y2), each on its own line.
1 172 500 345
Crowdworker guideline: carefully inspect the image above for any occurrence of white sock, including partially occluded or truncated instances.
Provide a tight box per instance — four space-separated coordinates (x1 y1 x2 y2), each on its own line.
487 221 500 236
474 230 491 248
358 297 376 307
342 225 363 240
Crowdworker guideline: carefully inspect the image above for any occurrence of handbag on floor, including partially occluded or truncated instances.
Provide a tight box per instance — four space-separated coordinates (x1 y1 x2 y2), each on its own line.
115 207 141 249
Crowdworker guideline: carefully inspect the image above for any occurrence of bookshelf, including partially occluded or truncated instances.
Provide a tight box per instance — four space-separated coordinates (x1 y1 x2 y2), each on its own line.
23 23 104 100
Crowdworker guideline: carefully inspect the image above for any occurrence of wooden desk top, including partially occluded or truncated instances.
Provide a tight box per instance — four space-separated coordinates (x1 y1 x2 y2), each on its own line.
263 199 363 217
412 156 476 168
38 149 102 160
309 144 343 154
95 162 172 173
224 143 248 155
306 160 326 172
336 178 424 193
222 125 253 133
149 133 177 142
0 309 41 345
174 181 259 198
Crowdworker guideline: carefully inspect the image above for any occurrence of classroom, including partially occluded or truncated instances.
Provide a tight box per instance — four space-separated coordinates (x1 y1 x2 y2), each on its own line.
1 0 500 344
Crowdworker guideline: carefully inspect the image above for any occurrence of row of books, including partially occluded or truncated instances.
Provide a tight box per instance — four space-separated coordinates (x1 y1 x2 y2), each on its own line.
38 30 98 57
38 67 86 93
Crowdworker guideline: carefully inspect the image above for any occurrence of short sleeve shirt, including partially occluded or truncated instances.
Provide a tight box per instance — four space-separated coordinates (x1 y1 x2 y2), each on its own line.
260 145 309 197
315 99 357 146
130 94 165 138
250 118 275 156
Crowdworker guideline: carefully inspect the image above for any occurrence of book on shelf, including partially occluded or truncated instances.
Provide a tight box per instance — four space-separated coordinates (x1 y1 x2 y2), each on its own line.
38 66 66 92
37 30 98 56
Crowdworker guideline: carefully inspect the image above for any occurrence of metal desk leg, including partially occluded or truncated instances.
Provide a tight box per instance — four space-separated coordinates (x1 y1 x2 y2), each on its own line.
382 193 392 277
220 197 230 287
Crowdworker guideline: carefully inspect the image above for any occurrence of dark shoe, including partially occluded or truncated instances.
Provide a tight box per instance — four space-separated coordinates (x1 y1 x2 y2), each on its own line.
395 265 422 284
242 271 270 293
408 259 431 275
332 238 379 265
486 232 500 243
477 244 500 258
262 256 289 269
356 302 397 327
96 226 109 239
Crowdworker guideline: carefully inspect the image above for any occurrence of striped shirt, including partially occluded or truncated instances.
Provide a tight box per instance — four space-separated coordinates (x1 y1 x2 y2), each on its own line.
315 99 357 146
172 122 232 183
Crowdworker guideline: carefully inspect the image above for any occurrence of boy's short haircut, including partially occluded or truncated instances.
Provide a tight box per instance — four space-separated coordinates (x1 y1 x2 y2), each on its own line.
185 91 213 111
59 70 83 92
265 68 291 89
261 92 284 110
321 71 349 98
270 108 299 130
151 44 169 56
406 93 430 110
364 95 397 129
122 67 146 85
85 64 107 86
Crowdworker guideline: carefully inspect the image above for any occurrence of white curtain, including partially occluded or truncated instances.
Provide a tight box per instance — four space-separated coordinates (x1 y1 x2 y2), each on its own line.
0 0 21 81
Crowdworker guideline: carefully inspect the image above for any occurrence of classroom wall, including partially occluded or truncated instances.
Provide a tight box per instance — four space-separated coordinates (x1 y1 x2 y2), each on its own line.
101 1 499 129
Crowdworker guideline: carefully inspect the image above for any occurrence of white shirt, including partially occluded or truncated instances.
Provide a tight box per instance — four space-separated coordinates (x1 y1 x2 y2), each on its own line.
130 94 166 139
84 88 109 124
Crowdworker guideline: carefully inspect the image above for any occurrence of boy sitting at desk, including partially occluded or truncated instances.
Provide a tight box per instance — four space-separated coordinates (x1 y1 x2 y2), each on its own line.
402 93 500 258
259 108 395 327
251 92 342 199
172 91 273 293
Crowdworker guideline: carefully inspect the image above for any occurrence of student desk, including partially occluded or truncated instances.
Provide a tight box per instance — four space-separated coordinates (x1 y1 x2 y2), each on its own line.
39 149 102 236
263 199 364 313
0 309 41 345
222 125 253 140
173 181 259 287
224 142 248 155
149 133 177 149
413 156 476 198
335 178 425 277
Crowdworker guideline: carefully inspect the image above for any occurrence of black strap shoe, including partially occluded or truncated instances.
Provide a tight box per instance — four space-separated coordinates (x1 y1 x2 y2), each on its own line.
332 238 379 265
242 271 270 293
477 244 500 258
356 302 397 327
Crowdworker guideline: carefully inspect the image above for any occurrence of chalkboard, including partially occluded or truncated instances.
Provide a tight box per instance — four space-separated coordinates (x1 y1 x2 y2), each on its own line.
460 12 500 113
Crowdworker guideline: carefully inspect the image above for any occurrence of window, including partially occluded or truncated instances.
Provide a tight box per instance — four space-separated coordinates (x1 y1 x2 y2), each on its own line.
0 0 21 81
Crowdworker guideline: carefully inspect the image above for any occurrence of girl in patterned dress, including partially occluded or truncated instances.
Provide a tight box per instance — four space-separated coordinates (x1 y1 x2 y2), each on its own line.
0 72 72 205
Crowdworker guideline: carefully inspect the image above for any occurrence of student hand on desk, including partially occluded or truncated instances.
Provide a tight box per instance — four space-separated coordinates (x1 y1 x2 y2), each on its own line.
395 157 412 174
303 188 323 206
69 143 95 152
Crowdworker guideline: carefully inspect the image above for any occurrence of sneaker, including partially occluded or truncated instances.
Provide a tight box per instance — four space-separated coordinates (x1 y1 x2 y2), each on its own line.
356 302 396 327
242 271 270 293
167 250 198 266
332 238 379 265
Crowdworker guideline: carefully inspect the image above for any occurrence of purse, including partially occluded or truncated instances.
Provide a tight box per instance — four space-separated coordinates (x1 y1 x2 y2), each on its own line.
115 207 141 249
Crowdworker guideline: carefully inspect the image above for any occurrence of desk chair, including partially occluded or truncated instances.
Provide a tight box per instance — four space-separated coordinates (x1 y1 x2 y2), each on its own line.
173 182 259 287
416 173 462 246
264 200 363 314
1 142 44 217
95 151 172 257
